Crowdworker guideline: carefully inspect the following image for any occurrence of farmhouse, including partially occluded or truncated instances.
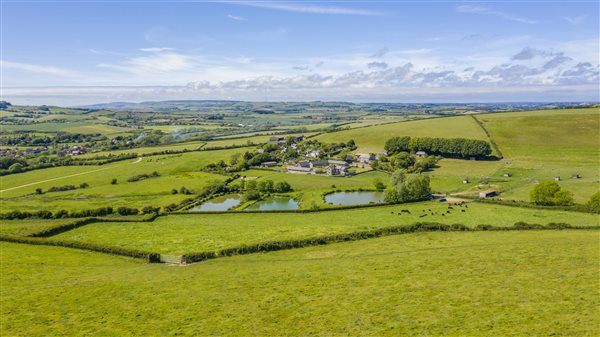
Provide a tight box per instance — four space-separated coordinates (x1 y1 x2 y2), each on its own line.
415 151 428 158
268 137 286 145
356 153 376 163
479 190 498 198
308 150 321 158
326 165 346 176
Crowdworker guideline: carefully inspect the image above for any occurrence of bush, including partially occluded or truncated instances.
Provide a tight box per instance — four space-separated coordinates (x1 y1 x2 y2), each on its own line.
274 181 292 193
111 179 117 185
142 206 160 214
127 171 160 182
242 190 261 202
587 191 600 213
117 207 139 216
47 185 76 193
530 181 574 206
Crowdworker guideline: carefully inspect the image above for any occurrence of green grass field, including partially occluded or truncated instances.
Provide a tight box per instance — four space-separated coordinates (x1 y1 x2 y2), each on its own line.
2 230 598 336
315 115 488 152
0 149 250 211
475 108 599 202
52 201 599 255
0 218 75 236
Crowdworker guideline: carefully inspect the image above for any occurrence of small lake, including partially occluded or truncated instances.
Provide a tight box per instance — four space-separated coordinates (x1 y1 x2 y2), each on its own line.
324 191 385 205
191 195 241 212
245 196 299 211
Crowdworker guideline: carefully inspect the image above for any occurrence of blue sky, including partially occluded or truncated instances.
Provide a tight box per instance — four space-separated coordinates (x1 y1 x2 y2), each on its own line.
1 1 599 105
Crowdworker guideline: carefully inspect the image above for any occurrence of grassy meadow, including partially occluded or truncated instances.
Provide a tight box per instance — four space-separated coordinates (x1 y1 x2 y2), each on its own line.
1 106 599 336
474 108 599 202
2 230 598 336
53 201 599 255
315 115 488 152
0 149 250 211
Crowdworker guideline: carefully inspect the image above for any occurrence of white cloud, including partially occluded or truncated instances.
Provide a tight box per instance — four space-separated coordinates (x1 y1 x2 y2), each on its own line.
1 60 79 77
233 1 384 16
456 4 537 24
98 52 193 75
563 15 586 25
139 47 174 52
227 14 246 21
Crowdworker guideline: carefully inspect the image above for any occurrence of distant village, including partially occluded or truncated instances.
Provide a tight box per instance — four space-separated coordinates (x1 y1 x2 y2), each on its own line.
0 145 88 158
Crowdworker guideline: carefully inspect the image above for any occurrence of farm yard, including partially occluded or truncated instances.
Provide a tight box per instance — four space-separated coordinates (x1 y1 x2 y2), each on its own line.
1 102 599 336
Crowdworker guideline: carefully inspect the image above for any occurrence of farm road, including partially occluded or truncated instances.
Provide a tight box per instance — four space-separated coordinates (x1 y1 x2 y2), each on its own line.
0 157 143 193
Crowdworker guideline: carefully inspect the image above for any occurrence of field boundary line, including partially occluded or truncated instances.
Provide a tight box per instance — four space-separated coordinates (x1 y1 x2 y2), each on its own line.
0 157 143 193
469 115 504 158
1 224 596 265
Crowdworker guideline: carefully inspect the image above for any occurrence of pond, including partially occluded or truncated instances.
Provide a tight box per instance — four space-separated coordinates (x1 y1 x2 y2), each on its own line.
244 196 299 211
324 191 385 205
190 195 241 212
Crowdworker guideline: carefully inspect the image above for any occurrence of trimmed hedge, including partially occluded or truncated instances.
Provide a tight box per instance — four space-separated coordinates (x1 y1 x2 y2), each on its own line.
0 234 160 262
468 196 590 213
180 221 597 264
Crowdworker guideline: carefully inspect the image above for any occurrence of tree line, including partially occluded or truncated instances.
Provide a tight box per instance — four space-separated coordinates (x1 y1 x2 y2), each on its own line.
384 136 492 159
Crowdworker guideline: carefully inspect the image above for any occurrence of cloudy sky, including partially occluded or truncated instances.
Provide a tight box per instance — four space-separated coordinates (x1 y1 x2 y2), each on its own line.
1 0 599 105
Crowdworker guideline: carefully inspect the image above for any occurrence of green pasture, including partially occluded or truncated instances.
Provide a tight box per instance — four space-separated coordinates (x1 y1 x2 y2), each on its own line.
0 149 249 211
315 115 488 152
475 108 599 202
0 218 74 236
53 201 599 254
2 230 598 336
0 122 130 134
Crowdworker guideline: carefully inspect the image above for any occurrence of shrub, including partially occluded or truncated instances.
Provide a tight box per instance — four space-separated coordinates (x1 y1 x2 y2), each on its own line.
47 185 76 193
242 190 261 202
587 191 600 213
530 181 574 206
117 207 139 216
274 181 292 193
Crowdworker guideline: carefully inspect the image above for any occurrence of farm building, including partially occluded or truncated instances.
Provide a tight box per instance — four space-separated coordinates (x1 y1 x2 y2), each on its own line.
479 190 498 198
415 151 428 158
503 172 512 177
268 137 286 145
326 165 345 176
308 150 321 158
287 166 312 174
260 161 278 167
297 160 311 168
356 153 376 163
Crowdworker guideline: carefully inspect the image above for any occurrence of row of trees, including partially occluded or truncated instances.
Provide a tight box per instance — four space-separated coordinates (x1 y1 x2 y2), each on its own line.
385 136 492 159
